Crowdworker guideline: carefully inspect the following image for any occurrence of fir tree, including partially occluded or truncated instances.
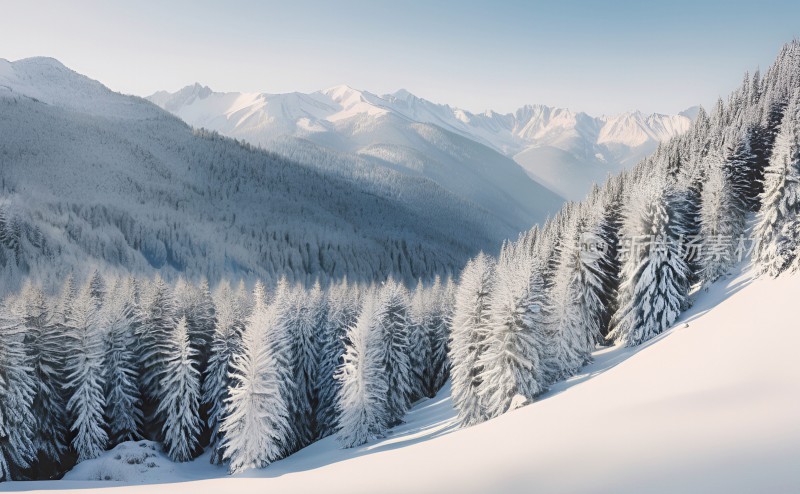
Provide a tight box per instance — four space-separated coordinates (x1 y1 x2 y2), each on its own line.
407 279 431 402
64 281 108 462
221 282 290 474
20 282 68 468
136 276 177 436
376 278 412 426
315 278 358 439
699 157 746 285
156 316 202 462
0 294 36 481
203 280 246 464
480 253 549 418
425 276 450 397
102 277 142 446
449 254 494 427
754 90 800 276
608 185 690 346
336 293 389 448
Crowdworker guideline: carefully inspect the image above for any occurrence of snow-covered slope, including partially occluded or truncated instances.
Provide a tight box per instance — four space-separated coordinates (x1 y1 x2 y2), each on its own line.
20 262 799 493
0 57 529 288
149 85 693 200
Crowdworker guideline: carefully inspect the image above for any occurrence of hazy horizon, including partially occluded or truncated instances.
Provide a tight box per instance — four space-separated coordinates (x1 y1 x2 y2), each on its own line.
2 0 800 115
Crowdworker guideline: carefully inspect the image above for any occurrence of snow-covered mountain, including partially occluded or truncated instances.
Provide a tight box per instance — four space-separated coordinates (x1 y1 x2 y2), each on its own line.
149 84 694 200
0 57 552 287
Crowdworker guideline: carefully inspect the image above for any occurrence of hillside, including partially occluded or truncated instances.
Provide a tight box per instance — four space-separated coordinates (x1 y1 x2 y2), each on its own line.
149 84 693 200
16 261 799 493
0 57 554 290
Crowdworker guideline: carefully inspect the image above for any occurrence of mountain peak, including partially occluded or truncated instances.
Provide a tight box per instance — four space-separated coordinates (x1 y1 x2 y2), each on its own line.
13 56 68 70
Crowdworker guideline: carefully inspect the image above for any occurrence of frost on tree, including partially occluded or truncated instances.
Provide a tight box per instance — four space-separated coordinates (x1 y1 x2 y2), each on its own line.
203 280 246 465
548 205 603 380
699 153 746 285
425 276 451 398
479 252 549 419
375 278 412 426
449 253 494 427
408 279 430 402
20 282 68 467
102 277 143 446
336 292 390 448
64 281 108 462
221 282 290 474
136 276 178 436
156 316 202 462
0 294 36 481
754 90 800 276
316 278 359 439
608 185 690 347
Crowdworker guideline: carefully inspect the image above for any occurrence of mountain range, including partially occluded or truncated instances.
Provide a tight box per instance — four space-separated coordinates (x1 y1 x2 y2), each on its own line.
0 57 559 288
149 84 696 200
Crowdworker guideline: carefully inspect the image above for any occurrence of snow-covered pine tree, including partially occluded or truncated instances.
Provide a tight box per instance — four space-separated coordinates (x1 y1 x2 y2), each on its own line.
102 277 142 446
221 282 290 474
699 155 747 286
316 278 359 439
754 89 800 276
19 282 68 468
257 278 305 455
376 277 412 426
479 251 549 419
64 280 108 462
608 183 690 346
336 292 390 448
0 293 36 481
407 279 431 402
156 316 202 462
203 280 246 464
174 278 216 375
547 206 596 380
88 270 106 303
725 126 759 211
425 276 450 397
449 253 495 427
282 282 321 449
136 276 177 436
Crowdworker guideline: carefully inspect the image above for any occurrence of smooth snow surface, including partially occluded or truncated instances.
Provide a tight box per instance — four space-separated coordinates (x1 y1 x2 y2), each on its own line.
9 261 799 493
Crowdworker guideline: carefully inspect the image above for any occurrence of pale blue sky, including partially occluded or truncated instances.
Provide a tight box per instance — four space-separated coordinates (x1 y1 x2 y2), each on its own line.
2 0 799 115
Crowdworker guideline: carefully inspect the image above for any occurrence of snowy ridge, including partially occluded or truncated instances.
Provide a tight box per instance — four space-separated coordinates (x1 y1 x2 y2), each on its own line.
148 84 694 199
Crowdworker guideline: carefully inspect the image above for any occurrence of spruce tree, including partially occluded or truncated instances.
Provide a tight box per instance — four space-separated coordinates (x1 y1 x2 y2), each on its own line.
407 279 431 402
480 253 549 419
156 316 202 462
425 276 450 397
136 276 177 436
102 277 142 446
203 280 246 464
221 282 290 474
608 184 690 346
20 282 68 468
64 281 108 462
336 292 389 448
0 294 36 481
376 278 412 426
449 254 495 427
316 278 358 439
699 158 746 285
754 90 800 276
